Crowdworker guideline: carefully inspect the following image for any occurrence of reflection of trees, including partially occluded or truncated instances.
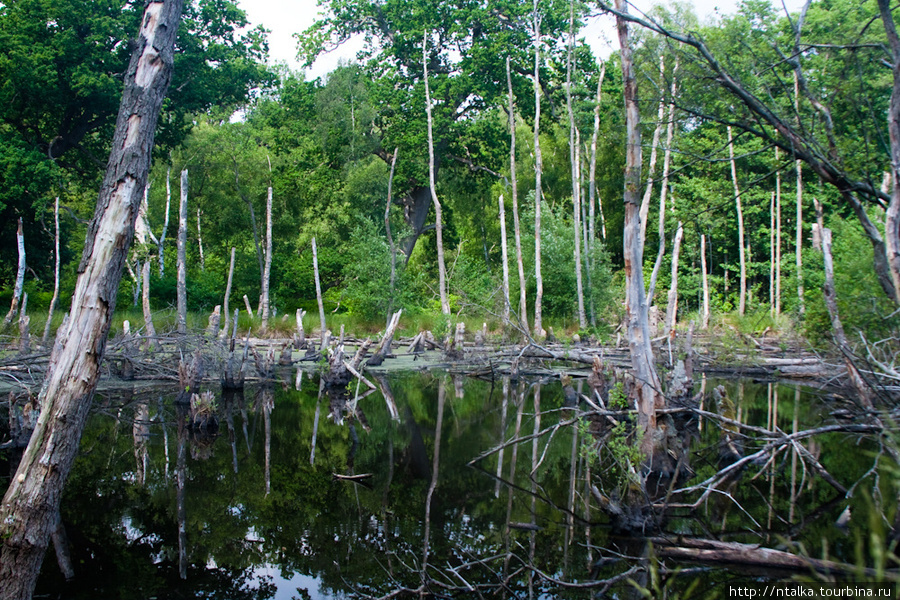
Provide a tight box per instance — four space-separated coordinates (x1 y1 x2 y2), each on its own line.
21 376 878 599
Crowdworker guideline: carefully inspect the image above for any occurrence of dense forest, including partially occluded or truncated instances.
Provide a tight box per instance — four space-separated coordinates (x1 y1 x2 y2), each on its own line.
1 0 897 352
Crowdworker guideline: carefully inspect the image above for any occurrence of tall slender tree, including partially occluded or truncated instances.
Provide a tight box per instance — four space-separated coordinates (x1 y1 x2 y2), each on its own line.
424 30 450 316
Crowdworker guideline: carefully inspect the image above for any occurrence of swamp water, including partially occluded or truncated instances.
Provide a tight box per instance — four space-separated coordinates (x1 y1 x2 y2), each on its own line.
3 372 888 599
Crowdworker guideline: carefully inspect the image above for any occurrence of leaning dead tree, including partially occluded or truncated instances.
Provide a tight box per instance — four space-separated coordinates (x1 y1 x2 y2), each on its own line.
3 218 26 329
0 3 184 598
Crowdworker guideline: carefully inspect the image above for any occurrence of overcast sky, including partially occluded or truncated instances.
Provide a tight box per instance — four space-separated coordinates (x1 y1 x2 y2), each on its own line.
238 0 803 81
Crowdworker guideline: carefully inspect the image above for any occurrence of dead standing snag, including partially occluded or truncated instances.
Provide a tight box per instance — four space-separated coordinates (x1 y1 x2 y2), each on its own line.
0 2 184 597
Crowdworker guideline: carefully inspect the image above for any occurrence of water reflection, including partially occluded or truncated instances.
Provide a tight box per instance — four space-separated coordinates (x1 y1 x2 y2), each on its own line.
0 374 881 599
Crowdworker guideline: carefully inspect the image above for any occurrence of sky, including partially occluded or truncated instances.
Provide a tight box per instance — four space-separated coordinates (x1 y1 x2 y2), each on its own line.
238 0 802 81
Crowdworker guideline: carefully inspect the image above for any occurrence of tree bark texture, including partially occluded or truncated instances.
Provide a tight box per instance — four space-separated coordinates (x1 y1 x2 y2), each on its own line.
260 186 273 333
0 3 183 598
701 233 710 329
589 63 607 241
507 56 528 331
616 0 664 457
664 222 684 334
424 31 450 316
385 148 399 323
3 219 26 328
639 56 666 248
728 126 747 315
794 72 806 315
312 237 327 349
221 247 235 339
878 0 900 304
566 0 586 328
158 166 171 276
177 168 188 334
532 0 544 337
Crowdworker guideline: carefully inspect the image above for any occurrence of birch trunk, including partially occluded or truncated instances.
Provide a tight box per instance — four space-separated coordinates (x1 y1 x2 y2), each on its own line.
3 218 25 328
507 57 528 331
532 0 544 337
727 126 747 316
876 0 900 304
385 148 399 323
701 233 710 329
499 193 511 324
664 222 684 334
639 56 666 246
260 186 273 333
177 169 188 334
423 31 450 316
566 0 586 328
822 228 873 407
42 199 60 344
616 0 664 457
220 247 235 339
158 166 171 277
312 237 327 350
142 260 158 350
0 3 183 596
589 64 607 241
775 148 782 315
196 208 204 271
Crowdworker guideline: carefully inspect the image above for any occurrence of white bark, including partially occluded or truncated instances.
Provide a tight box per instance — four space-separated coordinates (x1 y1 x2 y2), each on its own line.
3 218 26 328
532 0 544 336
589 63 607 241
312 237 327 349
727 126 747 315
794 72 806 314
177 169 188 334
507 56 528 331
701 233 710 329
221 247 235 339
499 194 511 324
424 30 450 315
566 0 586 328
159 166 171 277
664 222 684 334
260 186 273 332
196 208 205 272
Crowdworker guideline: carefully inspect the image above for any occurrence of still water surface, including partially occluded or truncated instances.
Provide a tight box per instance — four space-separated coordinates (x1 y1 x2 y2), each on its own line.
5 371 880 599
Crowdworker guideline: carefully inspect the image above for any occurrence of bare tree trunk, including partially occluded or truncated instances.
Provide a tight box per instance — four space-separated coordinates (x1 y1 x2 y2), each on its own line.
423 31 450 316
877 0 900 304
616 0 664 457
385 148 399 323
664 222 684 334
507 56 528 331
533 0 544 337
42 199 60 345
0 3 183 596
158 166 171 277
822 228 873 407
775 148 783 315
640 56 666 246
142 261 158 351
196 208 204 272
3 218 26 328
177 169 188 334
727 126 747 316
312 237 327 350
589 63 607 241
701 233 710 329
794 72 806 315
499 193 511 324
770 191 776 316
648 62 679 304
220 247 235 339
566 0 586 329
260 186 273 333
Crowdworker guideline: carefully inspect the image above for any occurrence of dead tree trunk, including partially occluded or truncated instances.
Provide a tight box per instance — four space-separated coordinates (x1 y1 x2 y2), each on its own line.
3 219 26 329
822 228 873 407
158 166 171 277
701 233 710 329
385 148 399 323
664 222 684 334
566 0 586 329
728 125 748 316
42 199 61 345
220 247 235 339
775 148 783 315
639 56 666 246
616 0 665 458
177 168 188 334
499 193 511 325
877 0 900 304
367 309 402 367
794 72 806 315
141 260 159 351
260 186 273 333
312 237 327 350
532 0 544 337
507 56 528 331
0 3 183 597
589 63 607 241
196 208 204 272
423 31 450 316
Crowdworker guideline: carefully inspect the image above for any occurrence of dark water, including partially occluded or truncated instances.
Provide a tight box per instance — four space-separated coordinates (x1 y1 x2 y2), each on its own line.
3 371 889 599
